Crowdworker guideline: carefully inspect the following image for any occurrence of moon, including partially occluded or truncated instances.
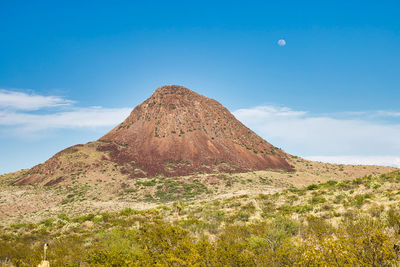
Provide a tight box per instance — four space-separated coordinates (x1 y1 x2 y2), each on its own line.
277 39 286 46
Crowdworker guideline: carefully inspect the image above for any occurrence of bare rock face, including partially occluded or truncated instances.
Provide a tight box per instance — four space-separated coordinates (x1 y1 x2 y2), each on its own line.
98 85 292 176
13 85 292 185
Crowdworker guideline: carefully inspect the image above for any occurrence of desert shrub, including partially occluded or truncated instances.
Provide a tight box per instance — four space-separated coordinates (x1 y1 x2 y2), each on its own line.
40 218 55 227
154 180 208 202
387 206 400 234
229 211 250 222
72 213 95 223
351 193 371 208
261 200 276 214
119 207 138 217
321 203 333 211
368 204 384 218
333 211 341 217
135 223 200 265
293 204 314 213
3 171 400 266
352 177 364 185
333 193 345 204
2 212 399 266
241 202 256 213
212 210 226 222
268 216 300 247
307 184 318 190
277 205 295 215
178 218 207 233
10 223 36 230
86 249 147 266
325 180 338 187
336 181 353 191
57 213 70 221
136 180 156 187
300 227 396 266
304 216 333 238
309 196 326 204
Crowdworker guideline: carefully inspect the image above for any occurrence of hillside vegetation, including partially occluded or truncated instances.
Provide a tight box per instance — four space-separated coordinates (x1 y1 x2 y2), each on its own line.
0 156 394 226
1 170 400 266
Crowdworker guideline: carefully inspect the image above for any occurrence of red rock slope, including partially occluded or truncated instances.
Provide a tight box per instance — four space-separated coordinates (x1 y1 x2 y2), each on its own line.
98 85 292 176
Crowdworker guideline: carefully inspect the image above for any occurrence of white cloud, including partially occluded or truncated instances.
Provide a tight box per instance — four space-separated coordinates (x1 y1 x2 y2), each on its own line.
0 89 73 110
233 106 400 167
234 106 306 121
305 155 400 168
375 111 400 117
277 39 286 46
0 107 131 131
0 89 131 134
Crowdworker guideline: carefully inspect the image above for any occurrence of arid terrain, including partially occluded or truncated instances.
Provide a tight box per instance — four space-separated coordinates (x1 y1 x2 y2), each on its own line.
0 86 399 266
0 155 395 226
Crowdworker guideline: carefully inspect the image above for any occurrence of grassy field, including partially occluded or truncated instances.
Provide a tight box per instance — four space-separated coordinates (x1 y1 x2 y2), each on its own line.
1 170 400 266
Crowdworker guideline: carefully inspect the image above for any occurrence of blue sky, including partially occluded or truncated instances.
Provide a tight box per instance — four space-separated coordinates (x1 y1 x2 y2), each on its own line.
1 0 400 173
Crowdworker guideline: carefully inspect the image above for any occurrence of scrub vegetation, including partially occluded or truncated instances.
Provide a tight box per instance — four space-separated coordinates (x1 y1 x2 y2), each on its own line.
1 171 400 266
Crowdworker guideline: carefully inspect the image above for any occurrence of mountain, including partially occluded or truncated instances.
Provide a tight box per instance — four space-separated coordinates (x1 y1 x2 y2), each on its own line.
13 85 292 186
